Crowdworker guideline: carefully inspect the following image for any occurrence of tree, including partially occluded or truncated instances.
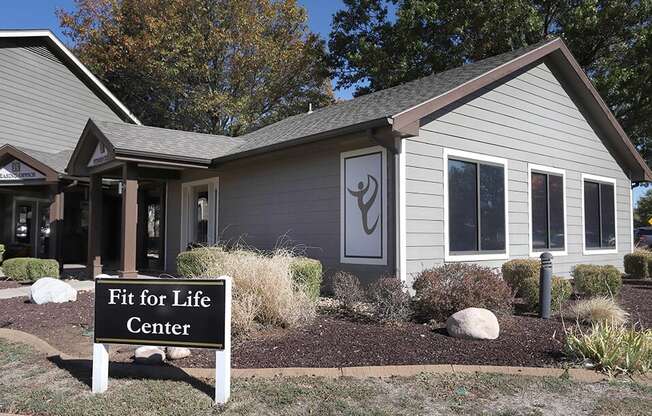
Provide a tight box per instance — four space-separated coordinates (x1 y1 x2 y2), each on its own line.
634 188 652 227
58 0 333 136
329 0 651 161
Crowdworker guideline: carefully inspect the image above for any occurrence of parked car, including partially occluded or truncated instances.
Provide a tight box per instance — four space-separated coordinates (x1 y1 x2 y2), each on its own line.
634 227 652 248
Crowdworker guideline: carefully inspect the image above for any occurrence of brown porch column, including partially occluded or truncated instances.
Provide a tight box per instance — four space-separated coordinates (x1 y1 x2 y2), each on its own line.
87 174 103 277
48 184 65 266
119 164 138 277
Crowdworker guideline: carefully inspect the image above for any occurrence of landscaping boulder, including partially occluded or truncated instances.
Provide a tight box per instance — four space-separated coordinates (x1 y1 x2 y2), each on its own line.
134 346 166 364
446 308 499 340
166 347 191 360
29 277 77 304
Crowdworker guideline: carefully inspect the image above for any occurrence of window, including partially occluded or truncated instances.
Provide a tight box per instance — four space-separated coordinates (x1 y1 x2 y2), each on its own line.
445 149 508 260
529 165 566 255
582 174 617 253
181 178 219 250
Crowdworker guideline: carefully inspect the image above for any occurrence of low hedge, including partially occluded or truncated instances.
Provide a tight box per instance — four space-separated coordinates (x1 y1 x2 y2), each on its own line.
623 250 652 279
522 276 572 312
176 247 224 277
3 258 59 282
572 264 622 297
290 257 323 301
501 259 540 295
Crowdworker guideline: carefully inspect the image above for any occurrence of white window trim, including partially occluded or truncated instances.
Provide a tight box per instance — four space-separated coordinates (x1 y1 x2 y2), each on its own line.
340 146 388 265
443 148 509 262
180 177 220 251
527 164 568 257
580 173 618 255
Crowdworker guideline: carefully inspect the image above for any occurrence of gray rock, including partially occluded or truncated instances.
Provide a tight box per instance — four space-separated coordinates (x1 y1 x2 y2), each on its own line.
446 308 500 340
29 278 77 304
166 347 191 360
134 346 166 364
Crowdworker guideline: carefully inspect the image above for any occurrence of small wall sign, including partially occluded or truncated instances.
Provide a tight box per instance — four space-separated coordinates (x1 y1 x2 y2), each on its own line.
0 159 45 180
92 276 232 404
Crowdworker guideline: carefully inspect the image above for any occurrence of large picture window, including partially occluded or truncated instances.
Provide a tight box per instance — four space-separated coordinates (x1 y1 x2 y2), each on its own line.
444 149 508 260
582 174 617 253
529 165 566 254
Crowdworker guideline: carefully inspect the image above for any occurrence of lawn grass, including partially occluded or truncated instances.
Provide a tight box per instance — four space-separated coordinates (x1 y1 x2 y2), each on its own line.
0 340 650 416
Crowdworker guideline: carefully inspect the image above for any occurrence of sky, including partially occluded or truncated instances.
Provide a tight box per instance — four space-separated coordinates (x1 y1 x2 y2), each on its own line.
0 1 646 205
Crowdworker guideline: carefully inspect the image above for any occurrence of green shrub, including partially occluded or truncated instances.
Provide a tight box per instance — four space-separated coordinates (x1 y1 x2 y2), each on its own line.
176 247 224 277
572 264 622 297
522 276 572 312
3 258 60 282
501 259 540 295
412 263 512 322
0 244 5 262
623 250 652 279
367 276 411 322
564 322 651 376
290 257 322 301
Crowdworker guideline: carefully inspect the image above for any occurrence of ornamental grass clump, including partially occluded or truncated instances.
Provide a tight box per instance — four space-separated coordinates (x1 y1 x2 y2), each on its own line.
564 322 652 376
178 246 319 335
571 297 629 326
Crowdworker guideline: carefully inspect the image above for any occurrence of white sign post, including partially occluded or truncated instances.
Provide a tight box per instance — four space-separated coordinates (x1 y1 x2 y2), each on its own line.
91 276 233 405
215 276 231 404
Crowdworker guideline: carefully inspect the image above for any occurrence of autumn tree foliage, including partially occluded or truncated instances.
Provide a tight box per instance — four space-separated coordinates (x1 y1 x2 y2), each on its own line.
58 0 333 135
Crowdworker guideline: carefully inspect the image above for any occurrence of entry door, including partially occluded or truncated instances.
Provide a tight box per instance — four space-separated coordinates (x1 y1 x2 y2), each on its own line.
13 198 50 258
137 183 166 271
181 178 219 250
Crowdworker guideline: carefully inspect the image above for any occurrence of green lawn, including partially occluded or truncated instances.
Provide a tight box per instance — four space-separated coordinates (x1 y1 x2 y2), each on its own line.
0 340 650 416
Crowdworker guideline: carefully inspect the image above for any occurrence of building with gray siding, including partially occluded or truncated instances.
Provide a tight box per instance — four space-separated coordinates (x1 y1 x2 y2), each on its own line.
0 30 138 264
64 37 650 286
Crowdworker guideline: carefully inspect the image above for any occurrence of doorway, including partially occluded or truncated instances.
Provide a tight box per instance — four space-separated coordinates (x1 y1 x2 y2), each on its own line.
137 182 166 272
12 197 50 258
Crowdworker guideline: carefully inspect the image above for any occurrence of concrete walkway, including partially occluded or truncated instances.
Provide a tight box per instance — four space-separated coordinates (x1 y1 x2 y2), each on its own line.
0 280 95 299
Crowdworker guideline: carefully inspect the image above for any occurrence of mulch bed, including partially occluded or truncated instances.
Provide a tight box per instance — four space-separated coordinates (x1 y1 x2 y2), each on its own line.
0 281 23 290
0 285 649 369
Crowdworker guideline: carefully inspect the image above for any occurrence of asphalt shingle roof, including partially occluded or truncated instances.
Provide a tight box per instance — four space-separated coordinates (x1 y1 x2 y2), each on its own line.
91 120 246 162
18 146 72 173
235 39 554 155
86 39 555 163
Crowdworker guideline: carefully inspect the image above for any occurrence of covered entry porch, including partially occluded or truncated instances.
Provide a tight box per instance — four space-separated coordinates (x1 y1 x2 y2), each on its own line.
66 120 226 277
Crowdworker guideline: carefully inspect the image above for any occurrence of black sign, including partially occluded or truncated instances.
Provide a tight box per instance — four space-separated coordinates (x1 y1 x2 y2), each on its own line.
94 278 226 349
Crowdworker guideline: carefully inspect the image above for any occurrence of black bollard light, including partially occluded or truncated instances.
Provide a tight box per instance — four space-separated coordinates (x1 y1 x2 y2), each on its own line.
539 252 553 319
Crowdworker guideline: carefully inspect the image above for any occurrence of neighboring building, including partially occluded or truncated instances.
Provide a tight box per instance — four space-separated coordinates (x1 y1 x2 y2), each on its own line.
0 30 138 265
65 38 650 285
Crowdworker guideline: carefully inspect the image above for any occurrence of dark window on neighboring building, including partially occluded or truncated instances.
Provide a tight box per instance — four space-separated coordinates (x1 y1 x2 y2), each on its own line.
583 180 616 249
448 158 505 254
531 172 565 251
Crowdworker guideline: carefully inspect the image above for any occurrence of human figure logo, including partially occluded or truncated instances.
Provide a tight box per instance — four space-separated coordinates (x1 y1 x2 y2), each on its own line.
347 174 379 235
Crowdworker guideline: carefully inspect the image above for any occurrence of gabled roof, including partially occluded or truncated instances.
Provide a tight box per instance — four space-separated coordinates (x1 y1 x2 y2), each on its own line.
227 37 650 181
66 37 651 181
0 144 60 182
0 29 140 125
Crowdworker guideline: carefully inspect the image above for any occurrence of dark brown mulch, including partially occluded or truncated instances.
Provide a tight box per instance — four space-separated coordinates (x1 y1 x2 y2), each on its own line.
619 284 652 328
0 286 649 369
0 281 22 290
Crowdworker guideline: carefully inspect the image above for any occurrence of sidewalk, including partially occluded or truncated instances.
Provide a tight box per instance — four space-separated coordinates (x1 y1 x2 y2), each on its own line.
0 280 95 299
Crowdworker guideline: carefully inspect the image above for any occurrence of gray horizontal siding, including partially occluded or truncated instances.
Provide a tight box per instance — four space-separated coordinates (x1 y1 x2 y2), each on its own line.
165 134 397 285
404 62 632 286
0 43 122 155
